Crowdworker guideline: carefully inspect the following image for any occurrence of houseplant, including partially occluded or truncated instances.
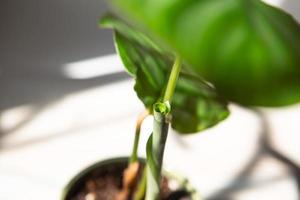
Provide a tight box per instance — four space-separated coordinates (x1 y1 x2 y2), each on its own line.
63 0 300 199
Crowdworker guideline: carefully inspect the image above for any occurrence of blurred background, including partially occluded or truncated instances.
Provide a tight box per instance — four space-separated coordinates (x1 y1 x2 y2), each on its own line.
0 0 300 199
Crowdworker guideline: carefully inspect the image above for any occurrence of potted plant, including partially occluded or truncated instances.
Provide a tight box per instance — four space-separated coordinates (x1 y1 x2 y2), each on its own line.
62 0 300 199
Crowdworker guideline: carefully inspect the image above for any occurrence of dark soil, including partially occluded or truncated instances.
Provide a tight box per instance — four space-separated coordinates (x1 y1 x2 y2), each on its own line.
68 162 191 200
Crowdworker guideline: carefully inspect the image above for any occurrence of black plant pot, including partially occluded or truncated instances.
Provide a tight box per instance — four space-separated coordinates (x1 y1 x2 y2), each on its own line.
61 157 195 200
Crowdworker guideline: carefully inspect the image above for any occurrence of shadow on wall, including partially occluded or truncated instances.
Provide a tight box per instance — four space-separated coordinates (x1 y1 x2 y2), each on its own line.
0 0 132 145
0 0 127 112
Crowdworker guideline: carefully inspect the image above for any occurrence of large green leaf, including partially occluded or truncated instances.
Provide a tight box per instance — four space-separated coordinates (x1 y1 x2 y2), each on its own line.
101 15 229 133
108 0 300 107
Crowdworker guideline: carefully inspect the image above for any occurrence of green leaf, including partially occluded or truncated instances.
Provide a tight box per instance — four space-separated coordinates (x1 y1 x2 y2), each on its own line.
173 74 229 133
107 0 300 107
101 14 229 133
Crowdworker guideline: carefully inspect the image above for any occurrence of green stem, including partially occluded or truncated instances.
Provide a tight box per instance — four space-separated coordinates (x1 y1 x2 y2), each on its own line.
146 102 170 200
151 103 170 172
130 109 150 164
163 56 182 102
145 55 182 200
134 165 147 200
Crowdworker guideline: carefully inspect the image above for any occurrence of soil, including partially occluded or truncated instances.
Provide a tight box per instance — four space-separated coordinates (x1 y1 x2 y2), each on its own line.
68 162 191 200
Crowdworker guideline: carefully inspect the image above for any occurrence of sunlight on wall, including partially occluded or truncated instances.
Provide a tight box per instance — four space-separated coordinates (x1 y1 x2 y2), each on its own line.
0 105 34 133
62 54 124 79
263 0 285 7
0 80 141 149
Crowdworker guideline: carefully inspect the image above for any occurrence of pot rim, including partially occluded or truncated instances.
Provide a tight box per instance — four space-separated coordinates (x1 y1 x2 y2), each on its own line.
61 157 132 200
61 157 201 200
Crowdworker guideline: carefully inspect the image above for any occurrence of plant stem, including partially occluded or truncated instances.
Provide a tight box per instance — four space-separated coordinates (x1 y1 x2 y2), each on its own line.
163 56 182 102
151 103 170 173
146 102 171 200
134 166 147 200
145 55 182 200
130 109 150 164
